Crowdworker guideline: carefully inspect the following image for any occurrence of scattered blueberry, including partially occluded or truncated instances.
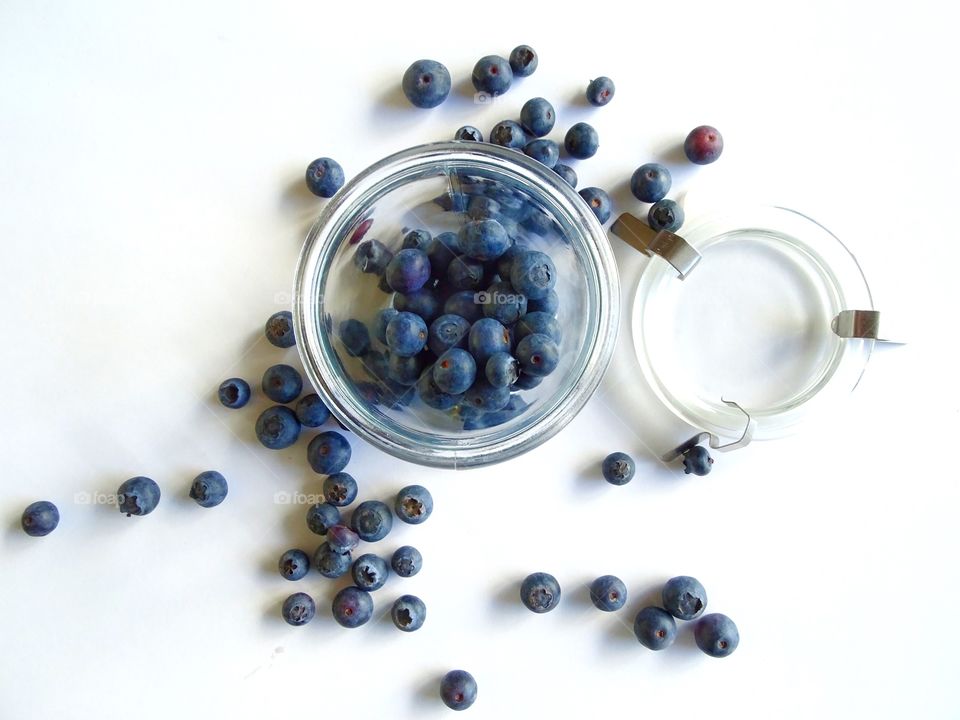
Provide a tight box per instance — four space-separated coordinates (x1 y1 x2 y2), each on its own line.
314 541 352 578
307 431 352 474
265 311 296 348
190 470 228 508
373 307 400 344
332 586 374 628
261 364 302 403
281 592 315 626
305 157 345 198
484 352 519 387
523 139 560 168
633 606 678 650
662 576 708 621
516 333 560 377
459 219 510 262
394 484 433 525
339 319 371 357
352 553 390 591
630 163 672 203
589 575 628 611
218 378 251 409
386 248 431 294
468 318 511 365
520 572 561 613
441 669 478 711
256 406 301 449
391 594 426 632
490 120 527 149
279 549 310 581
564 122 599 159
385 311 428 357
682 445 714 476
509 44 538 77
513 311 562 344
520 97 555 137
117 476 161 517
684 125 723 165
648 199 684 232
553 163 577 188
295 394 330 427
694 613 739 657
428 313 472 355
578 186 612 223
510 250 556 300
350 500 393 542
306 502 341 535
402 59 452 109
471 55 512 97
455 125 484 142
327 524 360 554
391 545 423 577
20 501 59 536
322 473 358 507
585 76 615 106
601 452 635 485
354 239 394 275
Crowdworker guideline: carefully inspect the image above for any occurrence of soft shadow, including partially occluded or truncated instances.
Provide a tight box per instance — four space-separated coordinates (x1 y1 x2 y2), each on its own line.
279 174 322 219
572 457 606 495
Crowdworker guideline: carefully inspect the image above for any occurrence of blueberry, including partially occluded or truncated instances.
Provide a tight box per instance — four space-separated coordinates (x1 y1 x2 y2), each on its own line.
509 44 538 76
462 394 530 430
394 484 433 525
490 120 527 149
416 370 463 410
467 195 501 221
434 191 469 213
578 187 612 223
338 319 371 357
630 163 672 203
662 575 708 620
509 251 556 300
327 524 360 554
516 333 560 377
446 256 487 292
468 318 511 365
482 281 527 325
633 606 678 650
306 502 341 535
682 445 714 476
350 499 393 542
116 476 161 517
391 545 423 577
494 239 529 279
393 289 441 324
265 310 296 348
322 472 358 507
514 311 562 344
426 232 460 278
261 364 302 403
684 125 723 165
585 76 615 106
402 228 431 250
464 379 511 412
526 289 559 317
189 470 228 508
514 372 543 390
20 501 59 536
442 292 483 323
455 125 483 142
307 431 351 474
459 219 510 262
354 239 394 275
218 378 250 409
520 572 561 613
305 157 345 198
520 97 555 137
523 139 560 168
429 349 473 396
373 308 399 345
360 348 390 383
694 613 739 657
589 575 627 611
471 54 513 96
391 594 426 632
553 163 578 188
441 669 478 711
485 352 519 387
255 406 301 449
648 199 684 232
564 122 599 159
428 313 472 355
332 586 374 628
352 553 389 591
295 393 330 427
388 352 425 386
385 311 428 357
313 541 352 578
279 549 310 581
281 592 316 626
601 452 635 485
401 59 452 109
386 248 431 294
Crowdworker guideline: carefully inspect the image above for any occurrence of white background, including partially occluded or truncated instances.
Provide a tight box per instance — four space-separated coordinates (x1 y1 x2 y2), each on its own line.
1 2 957 718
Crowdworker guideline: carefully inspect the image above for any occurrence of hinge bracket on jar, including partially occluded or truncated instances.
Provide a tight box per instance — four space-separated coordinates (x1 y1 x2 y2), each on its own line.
831 309 904 344
661 399 756 462
610 212 701 279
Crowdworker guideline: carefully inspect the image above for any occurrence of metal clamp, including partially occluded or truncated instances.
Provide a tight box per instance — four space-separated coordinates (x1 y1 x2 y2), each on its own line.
610 212 701 279
661 399 756 462
831 310 903 344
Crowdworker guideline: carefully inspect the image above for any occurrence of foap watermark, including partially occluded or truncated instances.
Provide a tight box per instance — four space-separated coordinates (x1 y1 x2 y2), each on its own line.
474 290 525 306
74 491 118 506
473 91 498 106
273 491 325 505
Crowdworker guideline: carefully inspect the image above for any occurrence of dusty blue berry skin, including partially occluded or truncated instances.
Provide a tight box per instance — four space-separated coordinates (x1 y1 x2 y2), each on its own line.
472 54 513 96
455 125 483 142
265 310 296 348
218 378 250 409
416 370 463 410
392 594 426 632
441 670 478 711
683 445 714 475
579 187 612 223
387 352 425 387
459 219 510 262
490 120 527 149
520 572 561 613
494 239 528 279
514 372 543 390
485 352 519 387
523 139 560 168
684 125 723 165
327 524 360 554
509 44 538 76
393 289 441 324
586 76 616 106
350 500 393 542
279 549 310 581
520 97 555 137
332 586 374 628
526 289 559 317
394 484 433 524
446 256 488 291
662 576 708 620
401 59 451 108
631 163 672 203
262 364 303 403
322 473 357 507
117 476 161 517
352 553 390 591
386 248 431 294
553 163 578 188
305 157 344 198
391 545 423 577
482 281 527 325
402 228 431 250
314 542 352 578
468 318 511 365
190 470 228 508
21 501 59 536
256 406 301 449
281 592 315 626
516 333 560 377
428 313 472 355
590 575 628 611
354 239 394 275
634 606 678 650
601 452 635 485
385 311 428 357
433 348 477 395
338 319 371 357
510 251 556 300
464 380 511 412
307 431 352 474
306 502 341 535
373 308 399 345
295 394 330 428
426 232 460 278
648 199 684 232
514 312 562 344
467 195 501 222
564 122 599 159
443 292 483 324
462 395 530 430
695 613 739 657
